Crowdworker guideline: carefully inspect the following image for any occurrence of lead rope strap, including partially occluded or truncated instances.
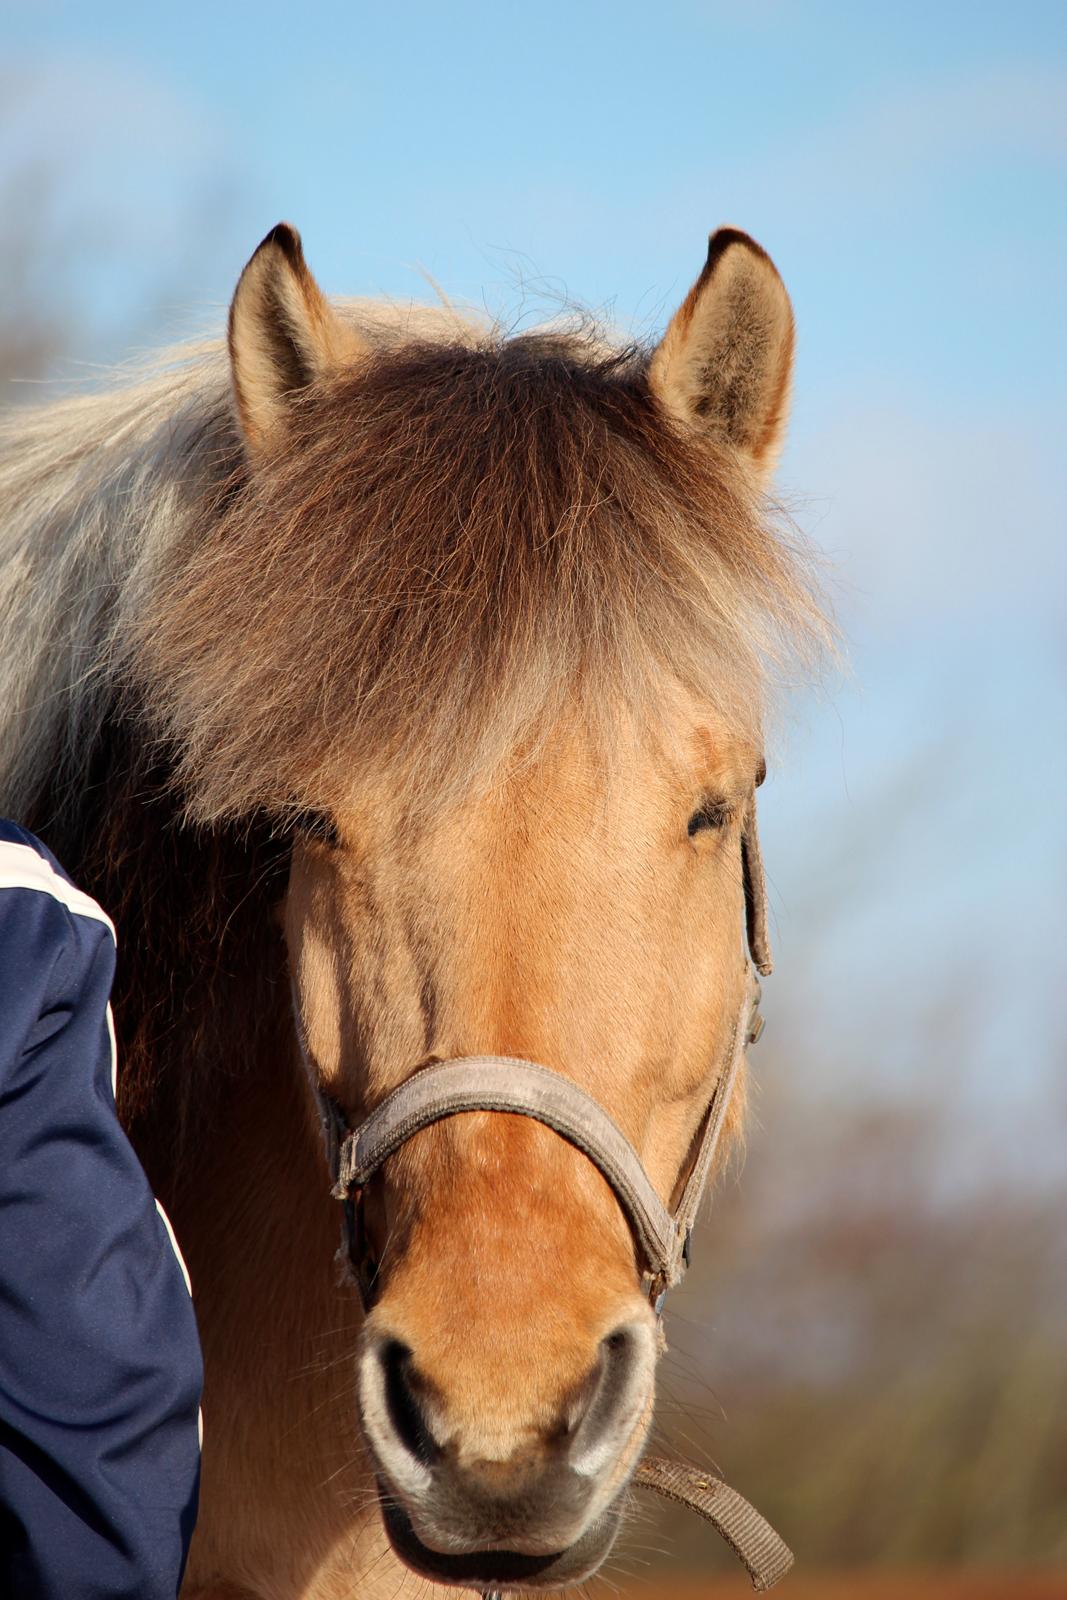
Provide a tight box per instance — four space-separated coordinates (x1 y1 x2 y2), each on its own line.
633 1457 794 1591
477 1458 793 1600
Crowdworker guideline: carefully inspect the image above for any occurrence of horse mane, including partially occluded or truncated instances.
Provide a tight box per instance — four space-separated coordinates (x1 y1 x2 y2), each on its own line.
0 298 484 821
0 295 827 1172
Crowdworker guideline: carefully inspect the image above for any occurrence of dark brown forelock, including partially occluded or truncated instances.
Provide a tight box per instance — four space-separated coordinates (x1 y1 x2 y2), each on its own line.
134 332 826 823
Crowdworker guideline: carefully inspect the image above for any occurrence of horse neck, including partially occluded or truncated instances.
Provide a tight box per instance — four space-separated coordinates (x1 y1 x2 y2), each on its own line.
142 866 405 1591
173 1003 386 1591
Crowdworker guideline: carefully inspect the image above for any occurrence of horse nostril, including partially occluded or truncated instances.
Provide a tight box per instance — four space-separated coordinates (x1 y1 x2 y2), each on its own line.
380 1339 441 1467
568 1322 654 1478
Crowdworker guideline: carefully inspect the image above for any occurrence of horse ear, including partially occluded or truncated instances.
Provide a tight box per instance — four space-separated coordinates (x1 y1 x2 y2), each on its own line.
228 223 366 456
648 229 794 482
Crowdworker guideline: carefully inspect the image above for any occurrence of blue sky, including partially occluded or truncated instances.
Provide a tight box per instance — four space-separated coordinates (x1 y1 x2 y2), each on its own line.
5 1 1066 1182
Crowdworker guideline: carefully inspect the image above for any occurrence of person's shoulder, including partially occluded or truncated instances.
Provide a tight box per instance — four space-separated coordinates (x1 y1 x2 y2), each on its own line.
0 812 61 864
0 818 115 943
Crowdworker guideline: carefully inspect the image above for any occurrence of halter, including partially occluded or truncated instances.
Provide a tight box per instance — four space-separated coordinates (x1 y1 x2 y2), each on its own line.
294 794 793 1592
322 975 762 1311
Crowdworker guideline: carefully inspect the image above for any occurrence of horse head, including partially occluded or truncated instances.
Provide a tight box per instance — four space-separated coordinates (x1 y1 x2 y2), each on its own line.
138 221 812 1591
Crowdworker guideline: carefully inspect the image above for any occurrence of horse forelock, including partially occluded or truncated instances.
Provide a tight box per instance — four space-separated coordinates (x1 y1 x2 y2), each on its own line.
131 328 827 827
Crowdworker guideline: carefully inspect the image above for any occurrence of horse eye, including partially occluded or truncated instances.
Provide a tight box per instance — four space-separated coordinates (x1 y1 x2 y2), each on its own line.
687 801 729 837
293 810 341 849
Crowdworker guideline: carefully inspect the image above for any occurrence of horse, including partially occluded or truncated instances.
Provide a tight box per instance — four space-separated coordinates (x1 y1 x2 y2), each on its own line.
0 222 825 1597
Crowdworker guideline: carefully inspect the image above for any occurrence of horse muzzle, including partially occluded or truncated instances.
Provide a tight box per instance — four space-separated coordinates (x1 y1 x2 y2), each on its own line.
358 1319 656 1588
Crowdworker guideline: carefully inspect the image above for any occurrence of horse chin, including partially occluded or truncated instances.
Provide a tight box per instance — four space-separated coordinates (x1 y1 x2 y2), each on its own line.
379 1486 623 1592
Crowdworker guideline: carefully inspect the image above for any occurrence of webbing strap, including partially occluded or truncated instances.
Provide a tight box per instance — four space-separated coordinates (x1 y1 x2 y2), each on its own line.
339 1056 681 1284
333 969 759 1296
476 1454 794 1599
634 1457 794 1591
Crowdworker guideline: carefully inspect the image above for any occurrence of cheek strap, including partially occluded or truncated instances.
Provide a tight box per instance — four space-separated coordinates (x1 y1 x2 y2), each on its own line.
742 794 773 978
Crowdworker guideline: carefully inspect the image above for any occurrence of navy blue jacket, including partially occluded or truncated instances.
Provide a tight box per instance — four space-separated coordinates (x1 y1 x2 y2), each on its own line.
0 819 202 1598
